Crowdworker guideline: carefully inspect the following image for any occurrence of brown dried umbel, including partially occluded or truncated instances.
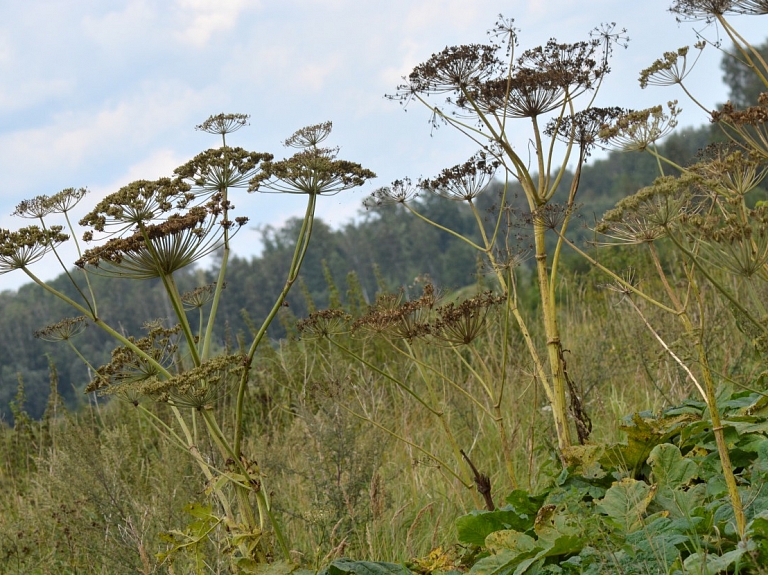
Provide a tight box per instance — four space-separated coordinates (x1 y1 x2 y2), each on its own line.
670 0 768 19
433 291 504 346
545 107 625 157
711 95 768 159
599 102 681 152
87 322 181 394
196 113 250 135
35 316 88 342
297 309 351 340
689 150 768 199
367 178 419 206
395 44 503 99
76 201 244 279
353 284 438 341
420 151 499 202
457 41 603 121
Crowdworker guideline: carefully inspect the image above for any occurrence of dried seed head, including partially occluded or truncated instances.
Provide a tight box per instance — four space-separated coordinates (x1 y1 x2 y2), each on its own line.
35 316 88 342
284 121 333 149
297 309 351 340
181 282 223 310
546 107 625 157
433 291 504 346
420 151 499 201
79 178 192 234
367 178 419 207
250 146 375 195
0 225 69 274
599 101 681 152
639 45 704 89
87 322 181 394
174 148 272 196
139 354 247 410
196 113 250 135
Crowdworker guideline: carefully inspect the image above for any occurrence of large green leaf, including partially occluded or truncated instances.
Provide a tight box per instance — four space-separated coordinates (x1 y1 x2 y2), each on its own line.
485 530 539 555
647 444 698 489
468 549 539 575
602 413 698 474
322 559 411 575
456 507 535 546
597 478 656 533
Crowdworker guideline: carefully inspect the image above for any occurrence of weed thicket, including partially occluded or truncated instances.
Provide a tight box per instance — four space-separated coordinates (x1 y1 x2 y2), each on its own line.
3 0 768 572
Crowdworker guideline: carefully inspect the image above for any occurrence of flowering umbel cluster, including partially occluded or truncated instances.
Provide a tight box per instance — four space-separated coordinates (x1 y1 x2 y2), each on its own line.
250 123 375 195
0 226 69 275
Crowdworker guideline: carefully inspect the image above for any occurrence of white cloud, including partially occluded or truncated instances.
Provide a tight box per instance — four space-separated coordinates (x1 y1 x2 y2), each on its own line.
81 1 158 49
174 0 256 47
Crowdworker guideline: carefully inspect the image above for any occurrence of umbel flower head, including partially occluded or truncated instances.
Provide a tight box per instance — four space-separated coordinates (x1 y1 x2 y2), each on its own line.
433 291 504 346
395 44 503 101
599 101 681 152
690 148 768 199
284 121 333 149
196 113 250 135
420 151 499 202
80 178 192 234
352 284 438 341
694 212 768 277
13 188 89 219
367 177 419 207
76 205 240 279
0 225 69 275
87 322 181 394
34 316 88 342
297 309 351 340
639 44 705 89
545 107 625 157
181 282 223 310
711 94 768 160
138 354 247 410
670 0 768 20
596 174 699 244
250 124 375 195
174 148 272 197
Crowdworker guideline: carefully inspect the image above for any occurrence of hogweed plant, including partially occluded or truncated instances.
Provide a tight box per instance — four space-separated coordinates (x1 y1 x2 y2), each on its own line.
549 1 768 541
364 16 630 457
1 114 375 569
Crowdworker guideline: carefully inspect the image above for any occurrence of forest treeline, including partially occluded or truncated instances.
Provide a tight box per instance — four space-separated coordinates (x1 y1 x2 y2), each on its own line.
0 125 713 422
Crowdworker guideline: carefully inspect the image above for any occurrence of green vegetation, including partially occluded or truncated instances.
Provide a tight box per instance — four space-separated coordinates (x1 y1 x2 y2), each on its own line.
3 1 768 573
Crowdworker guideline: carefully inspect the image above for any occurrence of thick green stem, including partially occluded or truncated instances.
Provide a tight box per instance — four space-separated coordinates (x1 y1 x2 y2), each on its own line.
234 193 317 456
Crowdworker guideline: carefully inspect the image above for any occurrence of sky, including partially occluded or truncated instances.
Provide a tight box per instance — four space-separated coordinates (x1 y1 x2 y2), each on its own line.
1 0 766 292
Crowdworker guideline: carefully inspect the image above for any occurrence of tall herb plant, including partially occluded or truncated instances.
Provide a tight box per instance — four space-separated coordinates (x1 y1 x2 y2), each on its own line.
1 115 374 568
366 18 629 454
549 0 768 539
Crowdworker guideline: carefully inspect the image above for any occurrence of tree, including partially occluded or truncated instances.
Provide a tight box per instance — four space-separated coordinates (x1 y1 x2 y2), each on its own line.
721 38 768 108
